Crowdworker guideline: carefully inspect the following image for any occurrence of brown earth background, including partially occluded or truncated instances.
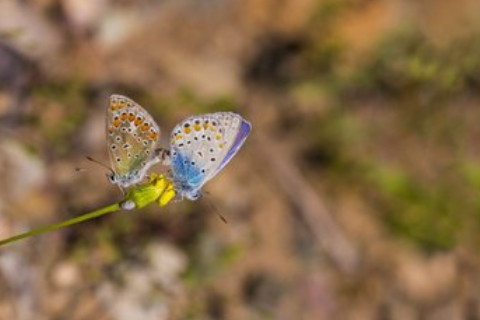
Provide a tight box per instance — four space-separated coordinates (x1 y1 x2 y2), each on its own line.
1 0 480 319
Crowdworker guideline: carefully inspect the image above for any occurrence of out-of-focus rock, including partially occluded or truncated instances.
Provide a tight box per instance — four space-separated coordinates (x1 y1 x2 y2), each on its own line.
52 261 80 288
0 42 33 93
0 138 51 237
0 251 44 320
147 242 188 288
396 252 457 304
0 42 35 121
62 0 108 36
97 242 187 320
95 8 146 49
80 108 107 152
0 0 62 64
0 139 45 203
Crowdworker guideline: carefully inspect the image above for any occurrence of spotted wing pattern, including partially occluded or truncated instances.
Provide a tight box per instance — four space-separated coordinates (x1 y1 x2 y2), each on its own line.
106 94 161 188
168 112 251 199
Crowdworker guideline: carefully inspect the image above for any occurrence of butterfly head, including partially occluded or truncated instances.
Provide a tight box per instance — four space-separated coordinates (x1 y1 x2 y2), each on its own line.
176 185 201 201
107 172 117 184
186 190 201 200
106 170 142 189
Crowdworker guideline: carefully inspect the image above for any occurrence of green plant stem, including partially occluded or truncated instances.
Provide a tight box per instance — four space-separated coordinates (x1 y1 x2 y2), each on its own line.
0 203 121 247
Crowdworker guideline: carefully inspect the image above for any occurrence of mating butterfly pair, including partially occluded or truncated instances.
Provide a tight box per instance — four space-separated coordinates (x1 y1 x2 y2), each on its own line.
106 95 251 200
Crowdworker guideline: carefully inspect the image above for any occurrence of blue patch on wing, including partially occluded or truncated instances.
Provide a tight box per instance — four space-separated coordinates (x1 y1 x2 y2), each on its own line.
171 150 205 192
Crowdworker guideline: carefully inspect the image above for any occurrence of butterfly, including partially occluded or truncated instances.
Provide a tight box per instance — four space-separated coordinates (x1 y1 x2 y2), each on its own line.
106 94 163 189
168 112 252 200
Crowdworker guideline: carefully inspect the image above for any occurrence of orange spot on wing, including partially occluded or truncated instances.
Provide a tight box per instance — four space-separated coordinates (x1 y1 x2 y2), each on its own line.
128 113 135 121
215 135 222 140
175 135 183 140
194 124 202 131
184 127 191 134
113 119 122 127
149 132 158 140
141 123 151 131
120 112 128 121
134 117 143 126
112 102 126 111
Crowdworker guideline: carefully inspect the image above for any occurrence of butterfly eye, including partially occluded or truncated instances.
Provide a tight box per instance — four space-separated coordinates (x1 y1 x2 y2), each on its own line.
187 191 201 201
107 173 116 184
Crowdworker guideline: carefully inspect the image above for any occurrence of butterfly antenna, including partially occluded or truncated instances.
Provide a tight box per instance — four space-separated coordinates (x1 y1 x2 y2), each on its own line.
217 212 228 224
203 194 228 224
86 156 114 174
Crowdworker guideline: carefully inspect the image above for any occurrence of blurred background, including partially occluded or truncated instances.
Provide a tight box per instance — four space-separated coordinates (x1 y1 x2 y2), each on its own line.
0 0 480 319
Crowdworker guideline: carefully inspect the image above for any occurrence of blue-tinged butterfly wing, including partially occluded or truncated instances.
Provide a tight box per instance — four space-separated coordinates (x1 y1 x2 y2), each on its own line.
106 95 161 188
208 116 251 179
169 112 251 199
